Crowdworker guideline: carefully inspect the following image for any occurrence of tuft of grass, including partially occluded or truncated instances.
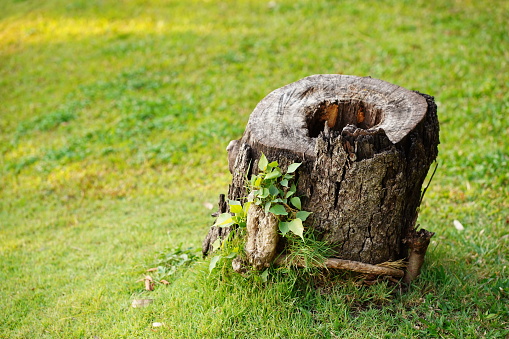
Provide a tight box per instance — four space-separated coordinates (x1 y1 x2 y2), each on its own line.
1 0 508 337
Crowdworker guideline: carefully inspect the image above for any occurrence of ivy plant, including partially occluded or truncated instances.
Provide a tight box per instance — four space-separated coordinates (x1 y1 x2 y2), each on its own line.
210 153 312 272
248 153 312 239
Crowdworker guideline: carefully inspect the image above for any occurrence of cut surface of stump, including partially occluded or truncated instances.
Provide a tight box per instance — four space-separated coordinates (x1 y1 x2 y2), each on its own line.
203 74 439 274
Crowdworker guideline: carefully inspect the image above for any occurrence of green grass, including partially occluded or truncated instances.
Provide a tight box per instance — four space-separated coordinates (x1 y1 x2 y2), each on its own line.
1 0 508 337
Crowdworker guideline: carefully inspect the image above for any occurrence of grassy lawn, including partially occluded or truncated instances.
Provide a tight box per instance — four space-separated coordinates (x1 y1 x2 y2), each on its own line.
1 0 508 337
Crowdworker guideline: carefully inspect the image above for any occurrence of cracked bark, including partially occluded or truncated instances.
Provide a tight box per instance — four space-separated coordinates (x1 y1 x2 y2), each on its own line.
203 74 439 278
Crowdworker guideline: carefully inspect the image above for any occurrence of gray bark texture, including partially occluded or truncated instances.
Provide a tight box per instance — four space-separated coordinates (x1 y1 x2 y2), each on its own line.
203 74 439 267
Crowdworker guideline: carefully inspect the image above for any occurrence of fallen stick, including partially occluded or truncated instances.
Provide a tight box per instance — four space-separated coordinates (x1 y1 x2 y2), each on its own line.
274 256 405 278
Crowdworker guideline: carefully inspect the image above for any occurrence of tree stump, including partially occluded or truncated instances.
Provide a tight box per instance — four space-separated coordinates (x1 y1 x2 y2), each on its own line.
203 74 439 279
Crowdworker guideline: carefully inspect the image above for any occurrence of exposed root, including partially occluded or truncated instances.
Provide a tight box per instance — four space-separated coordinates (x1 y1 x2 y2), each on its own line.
403 228 435 284
274 255 405 278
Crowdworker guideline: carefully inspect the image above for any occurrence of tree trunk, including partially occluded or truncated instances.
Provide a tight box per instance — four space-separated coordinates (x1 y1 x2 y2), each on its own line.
203 74 439 270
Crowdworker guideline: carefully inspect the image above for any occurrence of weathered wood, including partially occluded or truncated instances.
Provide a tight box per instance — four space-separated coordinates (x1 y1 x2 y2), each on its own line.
203 74 439 275
274 255 405 278
201 194 228 256
242 74 429 159
245 204 280 270
402 228 435 284
202 143 253 257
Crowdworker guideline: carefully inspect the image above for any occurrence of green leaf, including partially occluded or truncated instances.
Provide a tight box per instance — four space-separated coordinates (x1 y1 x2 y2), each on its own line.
209 255 221 273
229 200 243 214
243 201 252 214
264 169 281 180
285 190 295 198
296 210 312 221
268 185 279 196
288 218 304 239
287 162 301 173
260 269 269 282
211 238 221 252
258 153 268 171
290 197 301 209
254 176 262 188
213 213 234 227
279 221 290 236
280 179 288 187
264 201 272 214
289 184 296 193
268 161 279 168
225 252 237 259
283 174 294 180
258 187 270 198
269 204 288 215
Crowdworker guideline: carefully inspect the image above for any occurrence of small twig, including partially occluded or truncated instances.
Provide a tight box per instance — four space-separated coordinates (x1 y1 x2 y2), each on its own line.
282 202 298 213
419 161 438 206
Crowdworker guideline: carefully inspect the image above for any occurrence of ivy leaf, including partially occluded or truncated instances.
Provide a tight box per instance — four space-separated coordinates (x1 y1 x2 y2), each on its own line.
268 161 279 168
288 218 304 239
260 269 269 282
258 188 270 199
258 153 268 171
285 190 295 198
269 204 288 215
268 185 279 196
265 169 281 180
296 211 312 221
264 201 272 214
283 174 294 180
279 221 290 236
209 255 221 273
213 213 234 227
280 179 289 187
290 197 301 210
253 176 262 188
211 238 221 252
225 252 237 259
243 201 252 214
229 200 243 214
287 162 302 174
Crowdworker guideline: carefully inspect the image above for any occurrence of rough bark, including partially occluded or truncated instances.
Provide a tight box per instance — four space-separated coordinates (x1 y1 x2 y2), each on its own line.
203 74 439 272
201 194 229 256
